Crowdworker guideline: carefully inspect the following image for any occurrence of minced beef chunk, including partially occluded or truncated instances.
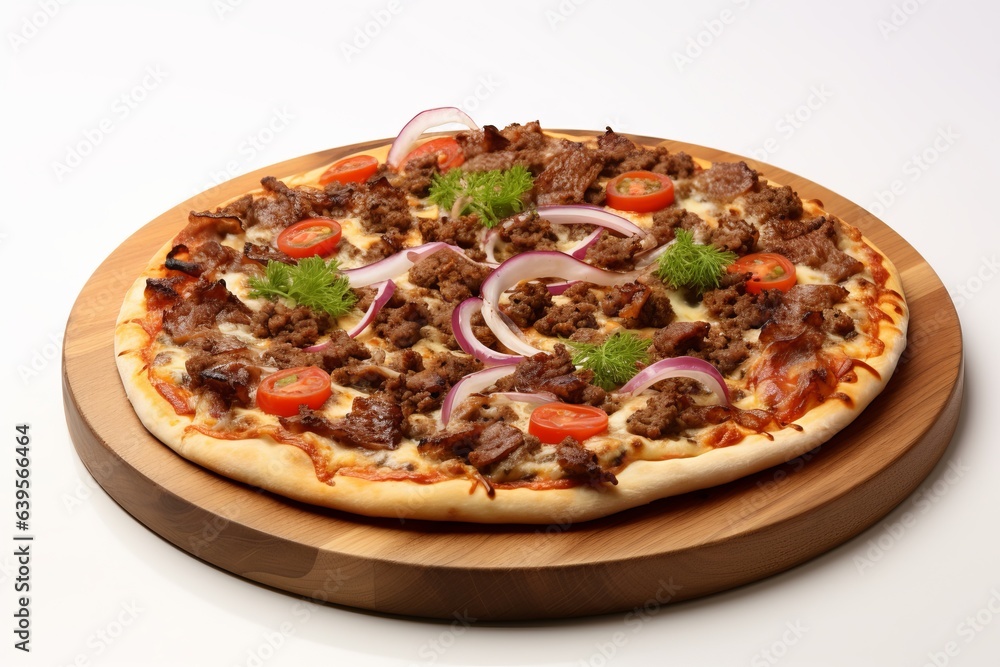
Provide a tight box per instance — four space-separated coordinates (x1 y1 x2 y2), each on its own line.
626 389 729 440
183 334 259 408
533 302 598 338
161 280 251 344
740 182 803 223
284 398 402 450
392 151 439 197
651 321 711 358
495 345 605 406
534 144 605 205
601 281 675 329
250 302 330 346
243 242 295 266
757 216 863 282
585 230 645 270
165 241 241 278
332 177 413 235
407 249 491 302
265 329 370 372
244 177 331 231
499 212 557 252
702 277 782 331
467 422 524 469
649 208 708 245
597 129 698 180
502 281 553 328
692 161 759 203
709 216 758 255
774 284 856 337
455 125 511 160
417 214 482 254
555 437 617 486
372 293 430 349
650 321 751 375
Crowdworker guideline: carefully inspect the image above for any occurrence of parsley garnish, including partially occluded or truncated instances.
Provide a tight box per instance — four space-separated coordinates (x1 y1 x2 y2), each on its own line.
566 331 650 391
654 229 736 293
427 164 534 227
247 257 356 317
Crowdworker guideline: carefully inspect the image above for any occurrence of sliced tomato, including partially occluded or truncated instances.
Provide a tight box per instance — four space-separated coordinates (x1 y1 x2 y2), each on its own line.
256 366 332 417
528 403 609 444
319 154 379 186
401 136 464 171
276 218 342 258
728 252 797 294
605 170 675 213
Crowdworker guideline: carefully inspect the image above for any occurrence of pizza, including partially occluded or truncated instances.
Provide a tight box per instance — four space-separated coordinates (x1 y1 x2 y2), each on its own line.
113 107 908 524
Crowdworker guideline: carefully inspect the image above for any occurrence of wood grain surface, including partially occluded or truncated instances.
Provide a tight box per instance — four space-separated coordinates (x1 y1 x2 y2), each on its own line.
62 132 964 620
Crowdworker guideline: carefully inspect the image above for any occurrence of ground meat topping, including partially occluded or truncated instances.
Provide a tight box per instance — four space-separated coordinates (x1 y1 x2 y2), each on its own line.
692 161 759 203
372 293 430 349
702 277 782 332
467 422 525 470
283 397 403 450
498 211 557 252
250 302 331 346
601 281 675 329
161 280 252 344
183 333 259 408
502 281 553 328
774 284 855 337
555 437 617 486
495 345 605 406
417 214 482 255
757 216 863 282
407 249 491 302
626 386 730 440
649 208 708 245
585 231 645 270
533 302 598 338
534 143 605 205
709 216 758 255
740 182 804 223
243 242 295 266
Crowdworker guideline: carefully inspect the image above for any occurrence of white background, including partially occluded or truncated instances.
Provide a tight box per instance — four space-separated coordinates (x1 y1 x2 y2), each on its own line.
2 0 998 665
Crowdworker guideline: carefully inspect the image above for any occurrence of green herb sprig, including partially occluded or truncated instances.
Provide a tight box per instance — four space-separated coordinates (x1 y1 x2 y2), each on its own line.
654 229 736 293
566 331 650 391
247 257 356 317
428 164 534 227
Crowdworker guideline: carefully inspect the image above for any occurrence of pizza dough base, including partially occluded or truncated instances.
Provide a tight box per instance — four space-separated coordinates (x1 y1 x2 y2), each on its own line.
114 228 907 524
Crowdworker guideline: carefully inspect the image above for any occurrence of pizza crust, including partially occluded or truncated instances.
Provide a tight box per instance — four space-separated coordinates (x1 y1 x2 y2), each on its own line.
114 135 908 525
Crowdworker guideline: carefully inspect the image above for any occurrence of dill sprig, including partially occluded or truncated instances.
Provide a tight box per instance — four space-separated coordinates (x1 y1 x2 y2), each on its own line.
247 257 356 318
427 164 534 227
654 229 736 293
565 331 650 391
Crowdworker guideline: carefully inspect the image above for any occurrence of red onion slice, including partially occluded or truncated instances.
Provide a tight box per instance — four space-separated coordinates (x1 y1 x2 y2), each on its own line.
303 280 395 350
534 204 647 238
441 365 518 424
452 298 523 366
492 391 559 405
567 227 604 259
386 107 480 169
479 251 643 357
342 242 464 288
616 356 730 405
346 279 395 338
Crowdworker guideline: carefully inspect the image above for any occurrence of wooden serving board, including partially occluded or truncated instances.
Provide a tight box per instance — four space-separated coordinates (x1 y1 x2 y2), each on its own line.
62 133 963 620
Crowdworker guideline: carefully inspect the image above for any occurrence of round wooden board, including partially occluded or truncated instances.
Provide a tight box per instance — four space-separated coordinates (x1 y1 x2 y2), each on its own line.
63 132 963 621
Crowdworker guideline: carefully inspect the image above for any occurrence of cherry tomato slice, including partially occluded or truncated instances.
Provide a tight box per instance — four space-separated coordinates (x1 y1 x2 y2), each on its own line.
605 170 675 213
276 218 343 258
402 136 464 171
256 366 332 417
528 403 609 444
728 252 797 294
319 154 379 186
